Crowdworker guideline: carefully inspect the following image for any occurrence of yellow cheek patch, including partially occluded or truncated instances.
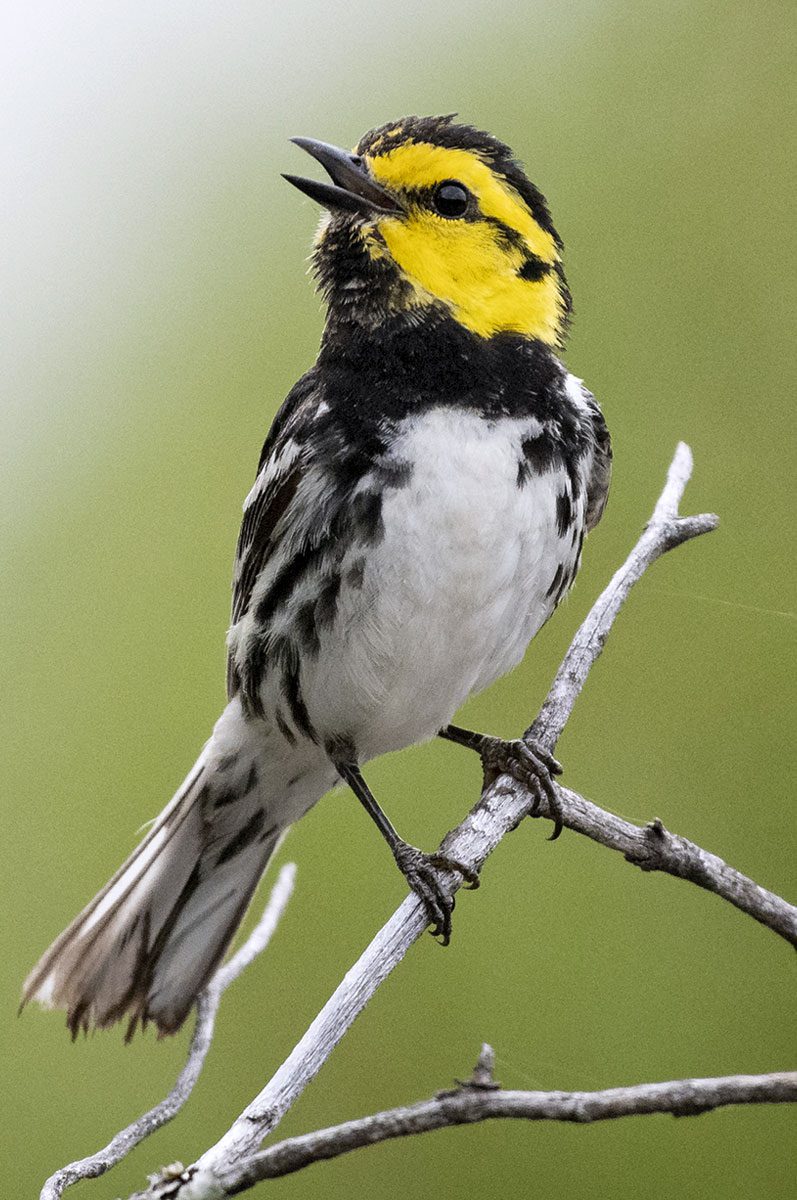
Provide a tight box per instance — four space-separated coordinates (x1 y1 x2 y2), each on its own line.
368 142 558 263
365 142 564 343
377 211 563 341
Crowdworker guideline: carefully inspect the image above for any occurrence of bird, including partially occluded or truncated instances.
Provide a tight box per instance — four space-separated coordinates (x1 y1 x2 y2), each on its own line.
23 114 611 1039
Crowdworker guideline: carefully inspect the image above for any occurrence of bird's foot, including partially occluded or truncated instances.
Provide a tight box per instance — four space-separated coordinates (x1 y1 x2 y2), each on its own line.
392 841 480 946
477 734 564 840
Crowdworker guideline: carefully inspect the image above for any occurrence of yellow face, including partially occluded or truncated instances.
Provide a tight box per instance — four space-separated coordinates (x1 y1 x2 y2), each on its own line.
363 140 567 345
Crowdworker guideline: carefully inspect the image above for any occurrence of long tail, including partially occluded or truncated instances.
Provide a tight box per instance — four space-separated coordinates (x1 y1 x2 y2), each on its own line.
23 706 288 1039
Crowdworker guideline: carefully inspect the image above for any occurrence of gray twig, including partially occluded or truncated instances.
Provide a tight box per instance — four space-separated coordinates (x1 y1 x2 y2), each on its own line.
215 1048 797 1190
39 864 296 1200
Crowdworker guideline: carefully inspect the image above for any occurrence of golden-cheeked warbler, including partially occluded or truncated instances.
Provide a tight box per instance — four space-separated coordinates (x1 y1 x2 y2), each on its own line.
24 114 611 1038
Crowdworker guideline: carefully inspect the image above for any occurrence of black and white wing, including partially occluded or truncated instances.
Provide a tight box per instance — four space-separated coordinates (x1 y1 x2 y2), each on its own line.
581 385 612 531
227 371 320 697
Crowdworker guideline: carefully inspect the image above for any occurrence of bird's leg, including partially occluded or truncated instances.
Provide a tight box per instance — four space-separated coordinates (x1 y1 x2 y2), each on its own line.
335 760 479 945
439 724 564 840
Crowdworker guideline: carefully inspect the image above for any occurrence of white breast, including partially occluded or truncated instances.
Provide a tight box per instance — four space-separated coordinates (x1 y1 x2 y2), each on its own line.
304 406 584 760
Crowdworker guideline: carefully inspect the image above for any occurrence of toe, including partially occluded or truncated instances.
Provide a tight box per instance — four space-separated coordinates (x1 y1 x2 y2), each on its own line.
526 774 544 815
431 854 480 890
529 742 562 775
414 876 447 939
424 883 453 944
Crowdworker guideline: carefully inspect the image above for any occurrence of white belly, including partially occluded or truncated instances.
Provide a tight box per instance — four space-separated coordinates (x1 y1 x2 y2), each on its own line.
302 406 584 760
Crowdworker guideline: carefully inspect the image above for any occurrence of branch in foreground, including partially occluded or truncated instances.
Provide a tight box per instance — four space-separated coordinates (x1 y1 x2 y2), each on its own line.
212 1045 797 1191
40 864 296 1200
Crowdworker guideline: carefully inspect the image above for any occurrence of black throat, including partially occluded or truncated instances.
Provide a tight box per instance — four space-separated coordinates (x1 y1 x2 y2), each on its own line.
317 307 570 427
313 218 428 336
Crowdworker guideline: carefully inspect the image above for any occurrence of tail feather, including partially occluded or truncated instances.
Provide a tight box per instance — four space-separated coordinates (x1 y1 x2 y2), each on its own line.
143 830 282 1035
23 735 283 1038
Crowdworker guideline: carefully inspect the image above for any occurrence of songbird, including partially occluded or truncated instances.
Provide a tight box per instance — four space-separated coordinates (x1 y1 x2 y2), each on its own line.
23 115 611 1038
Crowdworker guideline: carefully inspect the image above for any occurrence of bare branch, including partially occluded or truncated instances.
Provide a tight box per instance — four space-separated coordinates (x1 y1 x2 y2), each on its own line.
73 444 795 1200
130 1045 797 1197
40 864 296 1200
220 1059 797 1190
132 442 789 1200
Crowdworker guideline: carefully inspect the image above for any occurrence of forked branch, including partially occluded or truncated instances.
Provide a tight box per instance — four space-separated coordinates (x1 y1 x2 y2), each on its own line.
207 1045 797 1191
42 445 796 1200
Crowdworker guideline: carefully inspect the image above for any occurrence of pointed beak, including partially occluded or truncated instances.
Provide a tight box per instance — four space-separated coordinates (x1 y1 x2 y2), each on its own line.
283 138 401 216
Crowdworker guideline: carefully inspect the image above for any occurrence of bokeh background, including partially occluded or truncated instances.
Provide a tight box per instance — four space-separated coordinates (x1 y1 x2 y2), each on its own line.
2 0 794 1196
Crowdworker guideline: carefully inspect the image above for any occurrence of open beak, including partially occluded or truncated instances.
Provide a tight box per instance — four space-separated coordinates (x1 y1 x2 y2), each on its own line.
283 138 401 216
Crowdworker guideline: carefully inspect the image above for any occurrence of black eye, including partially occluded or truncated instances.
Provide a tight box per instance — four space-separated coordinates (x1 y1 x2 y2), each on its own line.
432 180 470 219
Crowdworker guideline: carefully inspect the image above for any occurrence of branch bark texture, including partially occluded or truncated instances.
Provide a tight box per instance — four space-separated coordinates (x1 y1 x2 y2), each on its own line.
221 1062 797 1190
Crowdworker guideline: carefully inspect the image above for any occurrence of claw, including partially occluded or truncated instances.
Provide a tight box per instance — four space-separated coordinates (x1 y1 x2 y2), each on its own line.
479 735 564 838
393 843 478 944
440 723 564 839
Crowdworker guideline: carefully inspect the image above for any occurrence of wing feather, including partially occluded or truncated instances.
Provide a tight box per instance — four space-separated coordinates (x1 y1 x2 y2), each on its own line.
227 371 320 696
581 386 612 531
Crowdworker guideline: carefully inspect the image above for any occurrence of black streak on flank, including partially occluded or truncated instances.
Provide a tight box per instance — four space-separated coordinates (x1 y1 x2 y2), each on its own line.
296 600 321 656
275 708 297 746
216 809 266 867
286 670 316 742
555 560 576 606
566 458 584 502
556 490 572 537
275 637 317 744
325 733 357 764
315 574 342 628
346 557 366 589
517 255 552 282
373 458 413 488
517 432 561 487
213 762 259 810
546 562 564 599
213 784 240 810
255 546 314 627
295 575 342 659
350 490 384 545
239 638 267 718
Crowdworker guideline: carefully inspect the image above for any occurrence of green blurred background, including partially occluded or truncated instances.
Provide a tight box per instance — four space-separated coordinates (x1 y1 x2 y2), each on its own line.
2 0 794 1195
